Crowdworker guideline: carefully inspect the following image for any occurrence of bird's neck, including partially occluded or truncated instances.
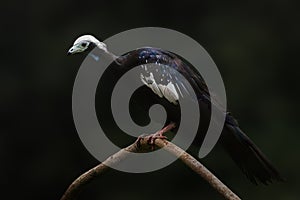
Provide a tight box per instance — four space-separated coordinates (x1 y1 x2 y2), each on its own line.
105 50 118 60
100 48 124 66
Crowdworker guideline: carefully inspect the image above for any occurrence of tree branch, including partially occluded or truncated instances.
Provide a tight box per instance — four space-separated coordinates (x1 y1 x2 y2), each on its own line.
60 124 241 200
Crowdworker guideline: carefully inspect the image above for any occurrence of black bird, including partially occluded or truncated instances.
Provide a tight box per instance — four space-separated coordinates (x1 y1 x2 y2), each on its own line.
68 35 283 185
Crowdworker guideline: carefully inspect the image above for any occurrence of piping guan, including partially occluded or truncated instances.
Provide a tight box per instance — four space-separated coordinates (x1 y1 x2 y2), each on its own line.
68 34 283 185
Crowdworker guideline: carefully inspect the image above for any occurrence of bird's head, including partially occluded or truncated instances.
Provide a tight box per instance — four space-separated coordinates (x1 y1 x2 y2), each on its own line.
67 34 107 55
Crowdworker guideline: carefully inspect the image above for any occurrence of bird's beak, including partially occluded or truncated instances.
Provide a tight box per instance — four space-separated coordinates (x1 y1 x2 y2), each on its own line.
67 46 75 55
67 45 83 55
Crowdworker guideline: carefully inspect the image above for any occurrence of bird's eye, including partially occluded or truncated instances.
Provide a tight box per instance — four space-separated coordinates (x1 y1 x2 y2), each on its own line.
81 42 87 47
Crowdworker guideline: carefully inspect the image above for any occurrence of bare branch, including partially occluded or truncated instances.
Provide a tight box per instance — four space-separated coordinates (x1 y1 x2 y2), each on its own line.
154 139 241 200
60 124 241 200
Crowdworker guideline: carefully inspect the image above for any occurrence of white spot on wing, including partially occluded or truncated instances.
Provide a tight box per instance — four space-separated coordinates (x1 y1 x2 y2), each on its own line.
157 82 179 104
140 65 182 105
140 72 163 98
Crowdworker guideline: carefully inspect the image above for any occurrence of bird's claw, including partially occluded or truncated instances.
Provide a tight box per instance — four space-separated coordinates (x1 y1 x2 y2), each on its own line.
136 133 168 150
136 123 175 150
147 132 168 146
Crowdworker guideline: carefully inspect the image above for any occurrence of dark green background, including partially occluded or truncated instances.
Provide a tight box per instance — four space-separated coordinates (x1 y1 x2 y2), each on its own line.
1 0 299 199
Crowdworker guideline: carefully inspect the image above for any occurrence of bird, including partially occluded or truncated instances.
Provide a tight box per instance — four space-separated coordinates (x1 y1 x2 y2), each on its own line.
68 34 284 185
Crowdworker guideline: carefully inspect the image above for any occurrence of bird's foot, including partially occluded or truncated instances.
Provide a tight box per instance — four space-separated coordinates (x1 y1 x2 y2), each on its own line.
147 131 168 150
136 123 176 150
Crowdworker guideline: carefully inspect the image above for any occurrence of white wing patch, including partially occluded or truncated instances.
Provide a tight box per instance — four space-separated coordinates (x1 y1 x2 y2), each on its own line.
140 72 179 105
158 82 179 104
140 73 163 98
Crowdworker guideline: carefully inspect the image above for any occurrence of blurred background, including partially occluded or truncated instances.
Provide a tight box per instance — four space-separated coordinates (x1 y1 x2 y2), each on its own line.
1 0 299 199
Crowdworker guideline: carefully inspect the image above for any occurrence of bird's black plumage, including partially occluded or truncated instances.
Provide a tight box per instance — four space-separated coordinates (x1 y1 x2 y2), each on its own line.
76 42 283 185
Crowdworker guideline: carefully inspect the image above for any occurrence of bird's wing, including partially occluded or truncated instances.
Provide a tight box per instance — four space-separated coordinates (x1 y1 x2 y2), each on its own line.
120 47 213 107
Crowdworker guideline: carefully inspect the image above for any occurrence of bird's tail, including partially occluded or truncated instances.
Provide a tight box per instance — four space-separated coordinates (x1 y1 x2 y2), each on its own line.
221 124 284 184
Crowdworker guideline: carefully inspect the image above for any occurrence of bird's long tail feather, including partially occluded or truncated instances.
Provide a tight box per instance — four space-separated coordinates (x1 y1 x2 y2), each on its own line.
221 124 284 184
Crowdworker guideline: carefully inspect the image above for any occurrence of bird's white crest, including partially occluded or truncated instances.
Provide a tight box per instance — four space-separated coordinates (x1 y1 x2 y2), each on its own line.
68 34 107 54
74 35 105 49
